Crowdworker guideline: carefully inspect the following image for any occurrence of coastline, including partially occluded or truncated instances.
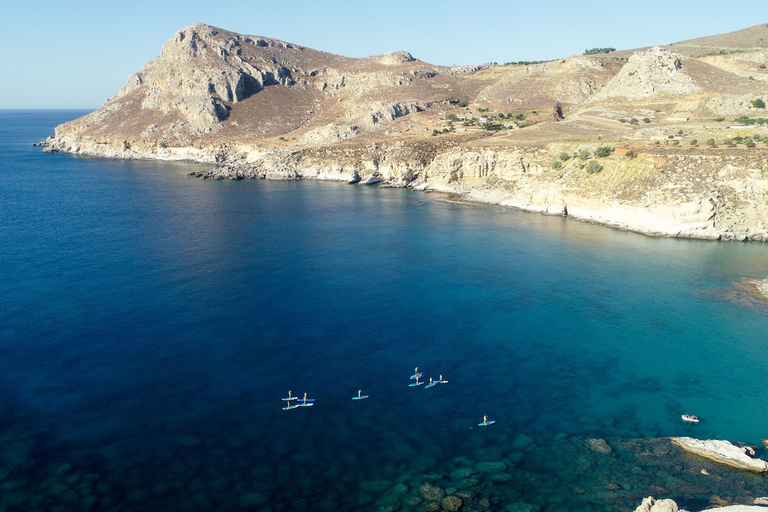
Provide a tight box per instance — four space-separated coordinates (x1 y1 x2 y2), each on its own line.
42 135 768 242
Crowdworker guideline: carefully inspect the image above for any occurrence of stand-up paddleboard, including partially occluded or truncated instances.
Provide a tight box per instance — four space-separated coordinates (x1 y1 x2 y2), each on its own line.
297 402 314 407
478 415 495 427
425 378 438 389
297 393 315 405
352 390 369 400
282 404 299 410
409 378 424 387
437 375 448 384
282 391 298 401
410 367 423 380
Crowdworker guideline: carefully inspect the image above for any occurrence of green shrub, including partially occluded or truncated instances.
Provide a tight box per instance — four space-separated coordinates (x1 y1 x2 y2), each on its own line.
707 139 715 146
585 160 603 174
594 146 614 157
724 138 733 145
625 150 636 157
458 101 469 108
715 117 725 122
752 99 766 109
123 140 131 150
559 152 570 161
744 136 753 145
690 139 698 145
673 140 680 145
643 118 651 123
551 160 563 170
577 149 590 160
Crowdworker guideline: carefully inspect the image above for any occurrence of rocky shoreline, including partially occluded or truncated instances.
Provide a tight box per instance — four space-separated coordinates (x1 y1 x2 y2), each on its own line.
43 136 768 242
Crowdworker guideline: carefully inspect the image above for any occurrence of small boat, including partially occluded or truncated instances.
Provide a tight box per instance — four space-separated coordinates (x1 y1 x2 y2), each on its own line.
682 414 699 423
352 390 369 400
410 367 423 380
425 377 438 389
478 415 495 427
281 390 298 401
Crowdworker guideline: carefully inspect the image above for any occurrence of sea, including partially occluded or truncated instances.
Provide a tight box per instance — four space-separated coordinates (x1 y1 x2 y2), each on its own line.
1 110 768 512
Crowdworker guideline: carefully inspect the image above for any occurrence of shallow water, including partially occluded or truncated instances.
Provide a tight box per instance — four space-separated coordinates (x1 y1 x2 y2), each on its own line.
1 111 768 511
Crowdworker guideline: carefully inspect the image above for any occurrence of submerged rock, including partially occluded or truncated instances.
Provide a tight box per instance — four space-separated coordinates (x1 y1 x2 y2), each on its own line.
587 438 613 455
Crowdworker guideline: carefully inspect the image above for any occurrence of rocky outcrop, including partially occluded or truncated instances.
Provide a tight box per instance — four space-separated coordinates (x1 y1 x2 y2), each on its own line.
589 47 700 102
634 496 768 512
671 437 768 472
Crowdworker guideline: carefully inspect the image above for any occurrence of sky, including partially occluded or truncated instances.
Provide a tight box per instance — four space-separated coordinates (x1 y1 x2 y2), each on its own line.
1 0 765 108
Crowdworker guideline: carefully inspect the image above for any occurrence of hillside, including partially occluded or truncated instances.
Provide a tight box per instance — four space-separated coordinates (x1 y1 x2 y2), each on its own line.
44 23 768 241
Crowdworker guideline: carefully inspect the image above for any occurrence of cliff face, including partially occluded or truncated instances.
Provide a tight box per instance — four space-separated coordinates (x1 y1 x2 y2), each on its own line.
43 23 768 241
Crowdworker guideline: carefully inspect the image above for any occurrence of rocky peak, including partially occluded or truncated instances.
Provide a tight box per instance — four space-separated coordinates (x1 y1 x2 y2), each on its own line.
589 46 700 101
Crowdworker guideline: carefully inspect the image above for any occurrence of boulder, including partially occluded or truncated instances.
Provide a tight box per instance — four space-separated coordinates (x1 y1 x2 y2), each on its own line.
633 497 679 512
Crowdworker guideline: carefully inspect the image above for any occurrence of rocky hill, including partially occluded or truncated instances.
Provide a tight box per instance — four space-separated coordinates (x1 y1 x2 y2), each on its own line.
43 23 768 241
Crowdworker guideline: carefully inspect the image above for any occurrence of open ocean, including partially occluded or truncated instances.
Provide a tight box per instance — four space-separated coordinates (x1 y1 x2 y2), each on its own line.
2 110 768 511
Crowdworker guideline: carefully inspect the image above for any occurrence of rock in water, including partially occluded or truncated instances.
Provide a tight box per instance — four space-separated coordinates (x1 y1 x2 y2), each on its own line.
633 496 680 512
671 437 768 473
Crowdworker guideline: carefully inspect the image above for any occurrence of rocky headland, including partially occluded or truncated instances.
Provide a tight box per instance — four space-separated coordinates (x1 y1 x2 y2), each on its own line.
42 23 768 241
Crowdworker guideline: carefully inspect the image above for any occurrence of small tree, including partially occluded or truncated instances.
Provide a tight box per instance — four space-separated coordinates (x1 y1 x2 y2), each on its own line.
585 160 603 174
594 146 614 157
577 149 591 160
752 98 766 109
744 136 754 146
559 152 570 162
707 139 715 146
551 160 563 170
458 101 469 108
690 139 698 145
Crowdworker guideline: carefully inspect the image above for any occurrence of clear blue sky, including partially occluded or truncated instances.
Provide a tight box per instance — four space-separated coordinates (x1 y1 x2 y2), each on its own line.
1 0 765 108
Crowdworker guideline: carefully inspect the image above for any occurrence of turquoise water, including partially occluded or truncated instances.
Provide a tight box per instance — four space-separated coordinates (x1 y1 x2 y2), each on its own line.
1 111 768 511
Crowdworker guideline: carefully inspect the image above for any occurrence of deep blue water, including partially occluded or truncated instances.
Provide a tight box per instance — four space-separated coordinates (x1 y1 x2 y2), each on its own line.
2 110 768 511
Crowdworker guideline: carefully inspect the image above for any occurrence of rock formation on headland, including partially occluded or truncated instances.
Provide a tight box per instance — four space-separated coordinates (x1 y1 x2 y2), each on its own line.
43 23 768 240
